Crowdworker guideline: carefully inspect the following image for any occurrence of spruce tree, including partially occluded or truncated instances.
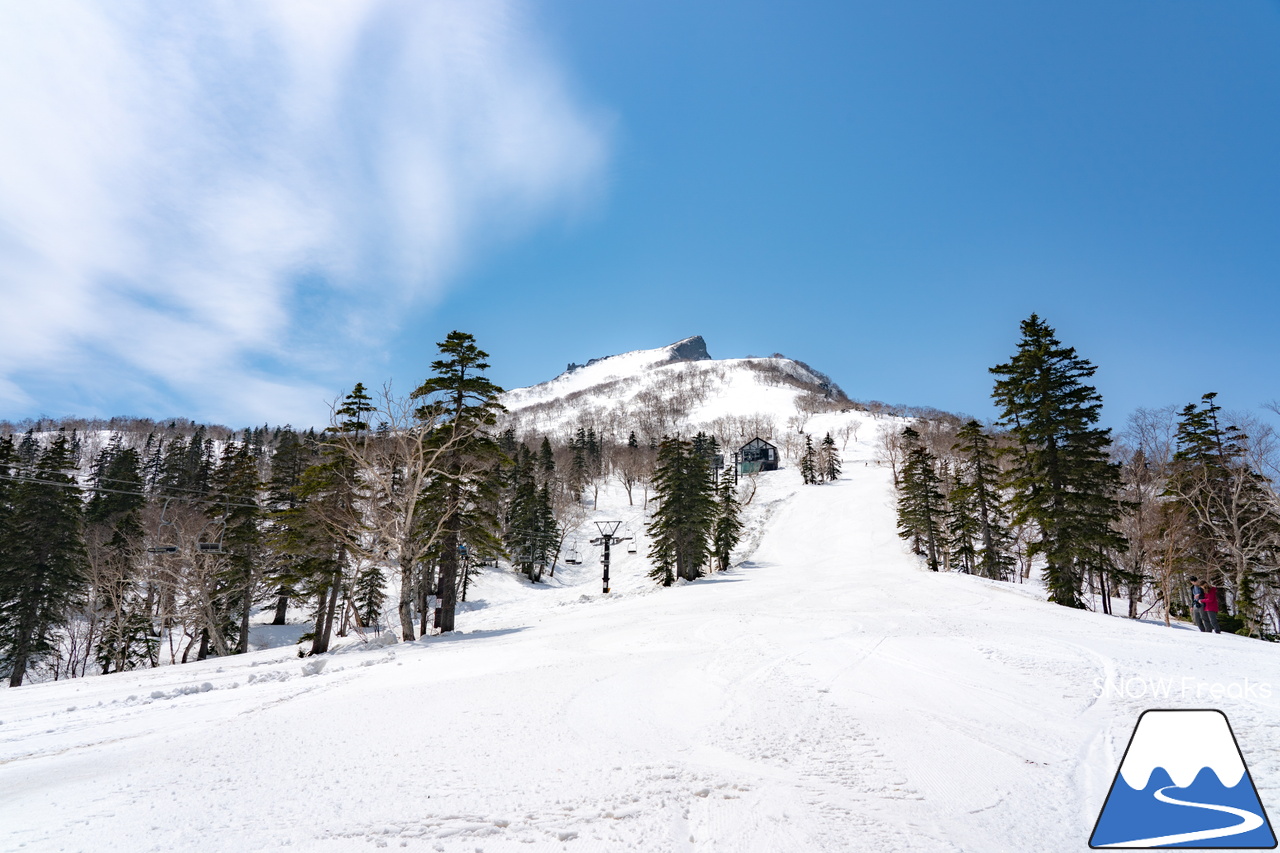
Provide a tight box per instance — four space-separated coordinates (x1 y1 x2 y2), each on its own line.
0 435 90 686
275 446 353 655
335 382 375 442
85 441 154 673
538 437 556 480
895 428 945 572
0 437 18 675
821 432 841 483
264 428 310 624
411 331 506 633
17 429 38 467
990 315 1125 608
946 466 979 574
352 564 386 628
1165 393 1279 634
210 441 263 654
711 471 743 572
569 428 588 500
800 434 817 485
505 446 542 579
952 421 1015 581
647 437 717 585
534 484 559 577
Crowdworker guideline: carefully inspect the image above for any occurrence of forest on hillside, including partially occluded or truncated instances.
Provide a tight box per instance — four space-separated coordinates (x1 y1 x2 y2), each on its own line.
0 334 831 686
890 315 1280 641
4 319 1278 689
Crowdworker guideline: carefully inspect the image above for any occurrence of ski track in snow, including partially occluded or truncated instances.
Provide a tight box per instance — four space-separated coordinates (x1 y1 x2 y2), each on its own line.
2 428 1278 852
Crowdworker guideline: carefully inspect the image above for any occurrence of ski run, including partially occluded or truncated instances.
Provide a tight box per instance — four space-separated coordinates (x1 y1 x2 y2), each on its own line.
2 421 1277 852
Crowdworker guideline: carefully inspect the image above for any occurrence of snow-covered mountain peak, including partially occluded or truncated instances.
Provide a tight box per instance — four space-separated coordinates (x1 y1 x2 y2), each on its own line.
535 336 711 393
498 337 849 442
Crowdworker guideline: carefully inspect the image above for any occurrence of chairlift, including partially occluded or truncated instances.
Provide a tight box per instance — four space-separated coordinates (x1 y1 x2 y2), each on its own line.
565 544 581 565
196 502 228 554
146 498 180 554
627 534 637 555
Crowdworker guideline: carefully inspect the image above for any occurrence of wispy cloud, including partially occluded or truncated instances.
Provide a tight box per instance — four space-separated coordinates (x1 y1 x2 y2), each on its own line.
0 0 608 425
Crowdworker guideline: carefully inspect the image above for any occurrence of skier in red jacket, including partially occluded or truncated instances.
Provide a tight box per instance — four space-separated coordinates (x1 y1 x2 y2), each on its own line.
1201 584 1222 634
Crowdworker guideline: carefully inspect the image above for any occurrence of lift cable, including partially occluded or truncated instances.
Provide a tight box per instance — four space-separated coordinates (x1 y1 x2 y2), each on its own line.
0 472 260 510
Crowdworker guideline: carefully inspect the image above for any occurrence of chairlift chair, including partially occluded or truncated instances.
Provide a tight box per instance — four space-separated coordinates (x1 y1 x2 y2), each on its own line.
196 504 228 554
565 544 581 565
146 498 180 554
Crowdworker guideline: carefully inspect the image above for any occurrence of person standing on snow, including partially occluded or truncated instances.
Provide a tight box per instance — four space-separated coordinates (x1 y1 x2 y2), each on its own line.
1201 583 1222 634
1189 576 1209 632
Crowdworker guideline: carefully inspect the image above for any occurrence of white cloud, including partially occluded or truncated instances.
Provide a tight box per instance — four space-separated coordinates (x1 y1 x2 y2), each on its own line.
0 0 608 425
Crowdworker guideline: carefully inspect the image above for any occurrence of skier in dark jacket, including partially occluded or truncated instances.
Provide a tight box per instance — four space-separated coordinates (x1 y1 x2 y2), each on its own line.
1201 585 1222 634
1189 577 1209 632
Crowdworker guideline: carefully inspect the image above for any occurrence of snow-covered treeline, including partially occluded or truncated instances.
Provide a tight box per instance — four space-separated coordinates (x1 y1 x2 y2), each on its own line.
889 314 1280 640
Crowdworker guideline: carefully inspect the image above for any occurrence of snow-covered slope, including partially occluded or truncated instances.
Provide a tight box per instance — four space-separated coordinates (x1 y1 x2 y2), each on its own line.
3 437 1276 852
499 336 846 442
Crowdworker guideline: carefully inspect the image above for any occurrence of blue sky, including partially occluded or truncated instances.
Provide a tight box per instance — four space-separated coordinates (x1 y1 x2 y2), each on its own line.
2 1 1278 430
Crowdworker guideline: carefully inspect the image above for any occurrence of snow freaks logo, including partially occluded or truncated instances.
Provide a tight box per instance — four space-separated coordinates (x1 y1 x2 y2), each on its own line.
1090 710 1277 849
1093 676 1273 702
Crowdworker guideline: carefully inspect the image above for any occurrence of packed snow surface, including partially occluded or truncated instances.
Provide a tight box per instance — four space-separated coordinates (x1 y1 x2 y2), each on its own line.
2 444 1278 851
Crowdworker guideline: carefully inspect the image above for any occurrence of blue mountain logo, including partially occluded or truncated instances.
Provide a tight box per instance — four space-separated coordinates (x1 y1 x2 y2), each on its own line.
1091 709 1276 849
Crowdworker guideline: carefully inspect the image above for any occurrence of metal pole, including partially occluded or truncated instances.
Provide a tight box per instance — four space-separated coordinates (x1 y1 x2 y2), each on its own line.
602 536 611 594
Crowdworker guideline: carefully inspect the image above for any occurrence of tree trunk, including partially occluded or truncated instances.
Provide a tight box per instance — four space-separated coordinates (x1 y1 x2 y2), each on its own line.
7 634 29 687
436 536 459 634
272 590 289 625
398 552 416 642
237 577 252 654
435 481 463 633
312 582 331 653
311 575 341 655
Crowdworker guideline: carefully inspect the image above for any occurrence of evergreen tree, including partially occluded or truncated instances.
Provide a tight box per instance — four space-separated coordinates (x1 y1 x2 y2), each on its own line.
499 427 518 457
821 432 841 483
538 437 556 481
335 382 375 442
142 433 165 492
586 427 602 480
274 443 354 655
895 428 945 572
569 428 588 500
647 437 717 585
534 484 559 576
800 434 817 485
946 465 979 574
711 471 743 572
505 446 542 579
990 315 1126 607
352 564 386 628
210 441 263 654
0 437 18 674
0 435 90 686
85 441 154 673
1165 393 1279 634
263 428 310 625
17 428 38 467
411 331 506 633
952 421 1016 581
